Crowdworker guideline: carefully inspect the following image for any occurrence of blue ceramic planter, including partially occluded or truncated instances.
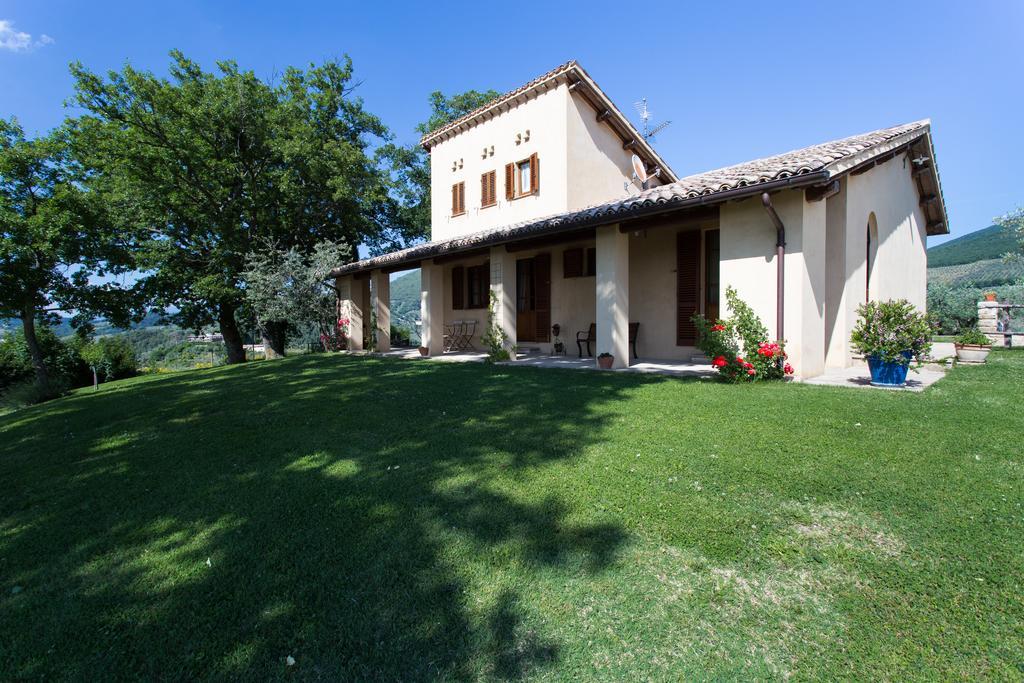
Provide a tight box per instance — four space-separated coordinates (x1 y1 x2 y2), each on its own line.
867 351 914 387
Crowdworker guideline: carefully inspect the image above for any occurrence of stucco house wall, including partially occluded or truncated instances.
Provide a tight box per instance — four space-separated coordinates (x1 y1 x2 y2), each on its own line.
429 84 570 242
565 92 660 211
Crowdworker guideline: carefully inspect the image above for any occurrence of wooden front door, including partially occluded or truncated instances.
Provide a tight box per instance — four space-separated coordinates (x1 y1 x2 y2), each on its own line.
516 254 550 343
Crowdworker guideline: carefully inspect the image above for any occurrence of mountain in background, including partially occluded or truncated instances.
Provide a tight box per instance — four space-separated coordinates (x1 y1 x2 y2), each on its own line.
0 311 168 337
390 270 422 338
927 224 1018 267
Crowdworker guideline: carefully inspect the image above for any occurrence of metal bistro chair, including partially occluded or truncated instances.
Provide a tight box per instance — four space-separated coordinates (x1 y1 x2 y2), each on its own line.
443 320 462 353
459 319 478 351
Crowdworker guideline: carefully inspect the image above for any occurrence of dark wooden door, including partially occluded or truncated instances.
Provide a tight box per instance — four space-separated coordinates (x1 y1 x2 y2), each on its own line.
516 254 551 343
676 230 702 345
516 258 536 342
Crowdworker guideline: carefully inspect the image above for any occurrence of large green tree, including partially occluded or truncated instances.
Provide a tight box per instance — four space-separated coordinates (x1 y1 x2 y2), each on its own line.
997 207 1023 260
379 89 500 243
70 51 399 362
0 118 135 388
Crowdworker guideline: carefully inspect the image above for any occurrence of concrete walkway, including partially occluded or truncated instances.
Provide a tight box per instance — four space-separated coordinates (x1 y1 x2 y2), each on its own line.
372 348 949 391
800 364 947 392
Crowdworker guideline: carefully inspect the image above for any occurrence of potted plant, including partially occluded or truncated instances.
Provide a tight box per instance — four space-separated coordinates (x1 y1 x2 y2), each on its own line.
597 352 614 369
850 299 933 387
418 346 429 357
954 327 992 363
984 291 998 302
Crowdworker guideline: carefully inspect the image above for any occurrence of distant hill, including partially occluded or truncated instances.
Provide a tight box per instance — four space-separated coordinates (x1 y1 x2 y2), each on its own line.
928 224 1018 267
928 258 1024 288
0 311 169 337
390 269 421 341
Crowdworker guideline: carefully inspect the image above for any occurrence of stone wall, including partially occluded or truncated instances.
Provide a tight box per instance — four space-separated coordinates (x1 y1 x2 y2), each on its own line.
978 300 1024 346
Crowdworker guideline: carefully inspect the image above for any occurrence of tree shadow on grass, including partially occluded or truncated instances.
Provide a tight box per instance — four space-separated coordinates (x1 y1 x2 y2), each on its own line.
0 355 676 679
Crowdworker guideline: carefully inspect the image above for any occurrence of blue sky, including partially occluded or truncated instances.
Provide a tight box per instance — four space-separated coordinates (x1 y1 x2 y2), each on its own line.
1 0 1021 246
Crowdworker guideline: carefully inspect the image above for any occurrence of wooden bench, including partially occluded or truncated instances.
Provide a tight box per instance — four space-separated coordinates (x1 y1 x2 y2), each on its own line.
576 322 639 358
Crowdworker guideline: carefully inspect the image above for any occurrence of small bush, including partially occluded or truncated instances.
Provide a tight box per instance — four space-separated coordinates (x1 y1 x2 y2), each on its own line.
955 327 991 346
0 377 70 411
0 326 89 391
693 287 792 382
850 299 933 365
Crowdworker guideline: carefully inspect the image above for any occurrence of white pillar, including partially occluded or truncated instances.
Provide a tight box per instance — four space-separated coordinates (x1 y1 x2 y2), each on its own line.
420 260 444 356
337 275 366 351
371 269 391 352
490 246 517 359
596 224 629 368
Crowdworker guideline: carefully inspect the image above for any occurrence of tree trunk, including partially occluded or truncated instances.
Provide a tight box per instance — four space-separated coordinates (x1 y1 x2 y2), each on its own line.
218 304 247 364
20 308 50 387
261 321 287 359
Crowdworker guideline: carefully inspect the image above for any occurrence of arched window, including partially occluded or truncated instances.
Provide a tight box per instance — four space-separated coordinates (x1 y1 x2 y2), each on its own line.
865 213 879 303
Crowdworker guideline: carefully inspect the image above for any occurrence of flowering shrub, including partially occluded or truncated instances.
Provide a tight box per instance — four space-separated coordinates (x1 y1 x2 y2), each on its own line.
320 317 350 351
693 287 792 382
850 300 932 365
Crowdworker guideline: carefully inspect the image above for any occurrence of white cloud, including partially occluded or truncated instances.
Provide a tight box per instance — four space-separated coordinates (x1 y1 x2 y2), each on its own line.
0 20 54 52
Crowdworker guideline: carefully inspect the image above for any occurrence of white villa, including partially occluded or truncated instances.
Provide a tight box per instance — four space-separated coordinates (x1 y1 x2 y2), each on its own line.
331 61 948 378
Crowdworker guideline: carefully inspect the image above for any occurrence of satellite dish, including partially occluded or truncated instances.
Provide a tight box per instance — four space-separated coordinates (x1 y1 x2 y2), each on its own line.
631 154 647 183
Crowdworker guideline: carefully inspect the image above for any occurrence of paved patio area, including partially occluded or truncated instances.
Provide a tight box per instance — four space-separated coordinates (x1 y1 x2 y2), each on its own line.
799 364 947 392
372 348 949 390
374 348 715 376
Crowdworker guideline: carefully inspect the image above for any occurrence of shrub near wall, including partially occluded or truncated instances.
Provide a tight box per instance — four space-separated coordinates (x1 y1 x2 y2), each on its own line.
693 287 793 382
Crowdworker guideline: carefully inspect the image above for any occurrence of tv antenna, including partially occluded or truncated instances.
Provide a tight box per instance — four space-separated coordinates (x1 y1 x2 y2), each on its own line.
634 97 671 144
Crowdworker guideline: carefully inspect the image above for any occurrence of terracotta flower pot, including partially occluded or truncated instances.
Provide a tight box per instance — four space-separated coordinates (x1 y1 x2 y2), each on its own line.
984 292 998 302
597 355 614 369
418 346 429 357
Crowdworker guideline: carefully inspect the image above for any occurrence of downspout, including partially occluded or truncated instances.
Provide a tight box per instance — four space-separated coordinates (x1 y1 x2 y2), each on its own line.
761 192 785 341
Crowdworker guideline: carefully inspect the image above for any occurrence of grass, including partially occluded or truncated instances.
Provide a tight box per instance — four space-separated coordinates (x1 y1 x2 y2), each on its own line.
2 352 1023 680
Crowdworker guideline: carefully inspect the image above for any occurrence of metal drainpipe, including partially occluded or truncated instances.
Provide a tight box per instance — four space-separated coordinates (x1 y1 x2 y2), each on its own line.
761 192 785 341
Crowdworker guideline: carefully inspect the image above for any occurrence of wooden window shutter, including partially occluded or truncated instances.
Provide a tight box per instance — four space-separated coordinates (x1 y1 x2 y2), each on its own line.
563 247 583 278
458 182 465 214
452 183 459 215
505 163 515 200
488 171 496 205
529 153 539 194
534 252 551 342
452 266 465 310
676 230 702 346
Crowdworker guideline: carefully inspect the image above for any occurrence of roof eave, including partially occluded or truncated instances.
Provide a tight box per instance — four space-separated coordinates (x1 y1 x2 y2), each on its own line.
328 170 828 278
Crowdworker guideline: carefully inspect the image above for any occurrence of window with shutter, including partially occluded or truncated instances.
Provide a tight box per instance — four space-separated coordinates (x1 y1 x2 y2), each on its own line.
481 171 496 208
509 155 539 199
467 263 490 308
505 163 515 201
452 266 465 310
451 182 465 216
563 248 583 278
676 230 702 346
585 247 596 276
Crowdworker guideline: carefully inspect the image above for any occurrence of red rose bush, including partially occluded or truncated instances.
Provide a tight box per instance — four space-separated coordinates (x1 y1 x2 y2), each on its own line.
693 287 793 382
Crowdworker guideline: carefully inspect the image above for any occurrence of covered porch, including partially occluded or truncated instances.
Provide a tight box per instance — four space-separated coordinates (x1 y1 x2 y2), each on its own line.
334 205 723 371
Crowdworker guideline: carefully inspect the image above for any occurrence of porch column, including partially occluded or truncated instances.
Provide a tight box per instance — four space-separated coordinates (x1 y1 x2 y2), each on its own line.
596 223 629 368
490 246 517 359
336 275 366 351
420 259 444 356
371 269 391 352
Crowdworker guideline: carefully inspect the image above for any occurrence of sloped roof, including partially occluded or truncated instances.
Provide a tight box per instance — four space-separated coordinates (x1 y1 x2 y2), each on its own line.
332 120 948 277
419 61 677 183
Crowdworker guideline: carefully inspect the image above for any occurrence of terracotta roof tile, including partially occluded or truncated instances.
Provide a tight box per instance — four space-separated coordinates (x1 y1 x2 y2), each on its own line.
332 121 944 277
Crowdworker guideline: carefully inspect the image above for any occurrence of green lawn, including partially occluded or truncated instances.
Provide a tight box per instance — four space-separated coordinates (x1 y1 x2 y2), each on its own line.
2 353 1023 680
